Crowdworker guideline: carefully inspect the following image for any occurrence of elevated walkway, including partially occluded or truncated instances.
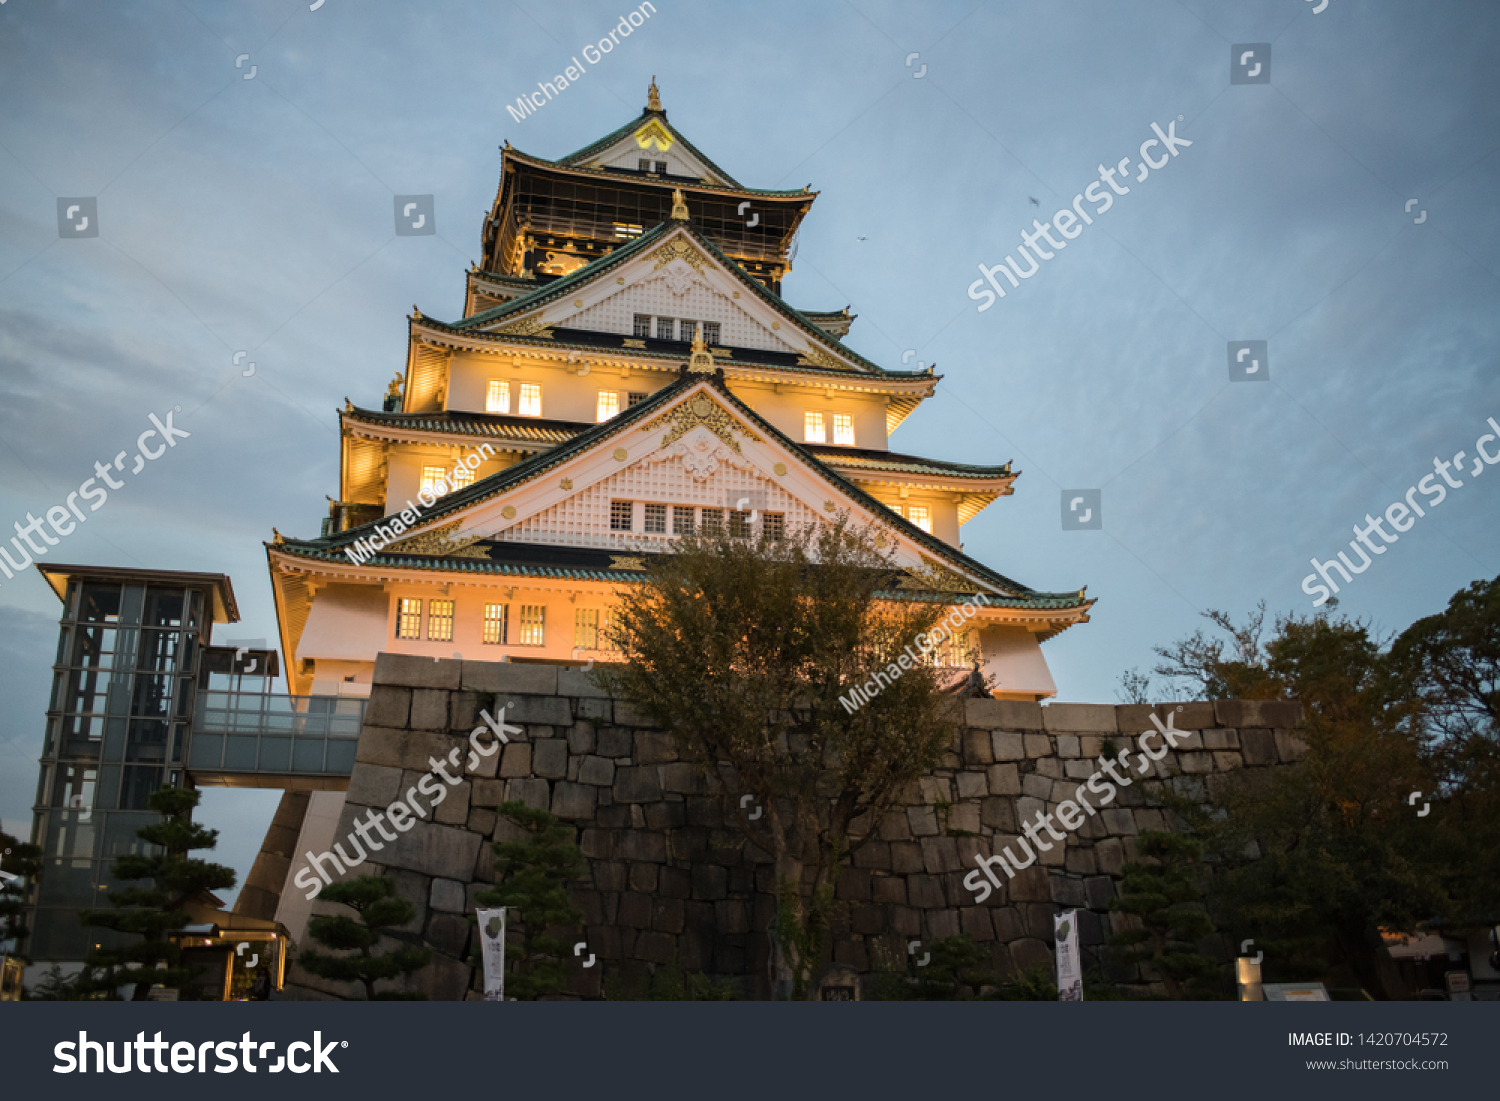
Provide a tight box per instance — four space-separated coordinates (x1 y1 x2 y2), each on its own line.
186 690 363 790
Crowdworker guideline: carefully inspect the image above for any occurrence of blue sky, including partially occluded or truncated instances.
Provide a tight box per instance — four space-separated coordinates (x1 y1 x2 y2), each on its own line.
2 0 1496 903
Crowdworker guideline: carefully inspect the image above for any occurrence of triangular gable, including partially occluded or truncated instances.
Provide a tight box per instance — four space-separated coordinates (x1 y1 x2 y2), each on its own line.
355 376 1031 600
457 222 882 375
554 111 742 188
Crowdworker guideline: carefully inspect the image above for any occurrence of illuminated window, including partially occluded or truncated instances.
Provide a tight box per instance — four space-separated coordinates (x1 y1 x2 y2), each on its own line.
907 505 932 533
597 391 620 422
702 321 720 345
610 500 633 531
729 509 752 538
420 466 448 496
643 503 667 534
633 314 651 338
518 605 545 647
700 508 724 535
671 506 694 535
518 383 542 417
451 465 476 490
615 223 644 239
832 413 854 446
804 412 826 444
483 604 508 645
486 380 510 414
575 608 600 650
397 598 422 640
763 513 785 541
427 600 454 642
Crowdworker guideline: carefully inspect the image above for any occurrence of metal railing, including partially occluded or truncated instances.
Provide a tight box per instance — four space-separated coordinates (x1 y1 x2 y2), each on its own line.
187 691 365 777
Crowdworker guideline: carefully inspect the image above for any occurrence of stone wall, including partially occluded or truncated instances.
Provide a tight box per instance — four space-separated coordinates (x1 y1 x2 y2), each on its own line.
283 654 1305 1000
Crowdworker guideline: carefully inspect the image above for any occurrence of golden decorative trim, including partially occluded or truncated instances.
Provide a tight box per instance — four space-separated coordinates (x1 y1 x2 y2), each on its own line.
501 506 516 519
670 188 689 220
613 447 628 461
610 555 647 571
616 277 625 284
493 312 552 337
387 520 489 558
687 334 716 374
642 393 763 454
823 501 835 513
797 345 844 370
622 338 646 349
649 237 707 275
772 322 780 330
773 462 787 476
634 117 673 152
574 298 584 307
647 76 661 112
560 478 573 490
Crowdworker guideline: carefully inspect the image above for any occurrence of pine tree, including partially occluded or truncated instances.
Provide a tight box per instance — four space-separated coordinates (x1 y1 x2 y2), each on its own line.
298 875 432 1000
78 787 236 1000
473 800 585 999
1108 830 1222 999
1 832 41 955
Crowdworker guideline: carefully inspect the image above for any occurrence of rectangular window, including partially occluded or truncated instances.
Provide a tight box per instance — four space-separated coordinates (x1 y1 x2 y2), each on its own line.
574 608 600 650
638 158 652 172
427 600 454 642
655 160 668 175
671 505 694 535
610 500 633 532
702 321 721 345
729 509 752 538
486 380 510 414
596 391 620 422
633 314 651 338
518 383 542 417
763 513 785 541
420 466 448 497
628 391 648 407
700 507 724 535
655 317 676 341
615 223 643 239
482 603 508 645
518 605 545 647
907 505 932 533
832 413 855 446
804 411 826 444
397 598 422 640
643 503 667 534
450 465 475 490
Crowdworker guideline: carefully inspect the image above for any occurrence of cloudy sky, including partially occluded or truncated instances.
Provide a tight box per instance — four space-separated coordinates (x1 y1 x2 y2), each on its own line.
2 0 1496 903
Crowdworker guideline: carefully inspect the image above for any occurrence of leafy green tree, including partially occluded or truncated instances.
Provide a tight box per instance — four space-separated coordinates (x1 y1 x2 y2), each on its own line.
473 801 585 1000
605 515 960 998
1108 831 1221 999
78 787 236 1000
1146 606 1440 998
1389 575 1500 923
298 875 432 1000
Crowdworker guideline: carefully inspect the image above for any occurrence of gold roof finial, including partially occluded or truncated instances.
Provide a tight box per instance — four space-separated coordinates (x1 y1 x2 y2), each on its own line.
688 331 715 373
648 76 661 112
670 188 689 221
387 373 404 400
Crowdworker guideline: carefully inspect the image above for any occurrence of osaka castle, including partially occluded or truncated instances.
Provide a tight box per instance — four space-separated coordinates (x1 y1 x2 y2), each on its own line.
267 80 1092 701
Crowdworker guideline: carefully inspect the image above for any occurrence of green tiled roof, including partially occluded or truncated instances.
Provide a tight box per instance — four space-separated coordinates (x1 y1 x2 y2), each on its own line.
344 407 587 446
806 447 1014 480
437 219 916 380
281 374 1090 614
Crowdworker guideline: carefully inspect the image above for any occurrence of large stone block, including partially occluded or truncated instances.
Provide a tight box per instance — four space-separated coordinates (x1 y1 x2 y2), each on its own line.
990 731 1025 761
375 652 462 691
376 819 482 881
429 877 466 913
345 762 402 808
1008 866 1051 903
505 778 550 811
551 782 596 820
986 763 1021 796
1042 703 1118 733
460 660 557 697
505 695 573 727
956 771 987 799
596 727 634 757
1215 699 1303 729
1239 728 1278 766
365 685 411 729
961 729 994 766
853 840 893 871
557 667 610 698
357 726 459 772
433 780 470 826
906 806 939 837
532 738 569 779
966 698 1044 730
409 689 450 731
566 722 597 756
499 743 532 778
633 731 680 764
1084 875 1116 910
920 836 960 875
908 874 946 909
1095 837 1125 876
613 766 662 803
1009 938 1054 974
1275 729 1309 762
578 755 616 787
661 762 712 795
616 830 667 863
991 907 1024 942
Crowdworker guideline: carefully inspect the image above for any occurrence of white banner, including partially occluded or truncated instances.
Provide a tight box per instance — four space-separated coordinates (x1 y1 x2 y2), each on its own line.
477 907 506 1002
1054 910 1083 1001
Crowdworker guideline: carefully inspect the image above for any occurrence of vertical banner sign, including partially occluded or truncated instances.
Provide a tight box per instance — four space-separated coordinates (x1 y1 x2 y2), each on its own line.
1054 910 1083 1001
477 908 506 1001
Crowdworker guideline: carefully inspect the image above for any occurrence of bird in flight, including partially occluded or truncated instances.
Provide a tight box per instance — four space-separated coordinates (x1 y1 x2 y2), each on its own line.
1028 197 1039 206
